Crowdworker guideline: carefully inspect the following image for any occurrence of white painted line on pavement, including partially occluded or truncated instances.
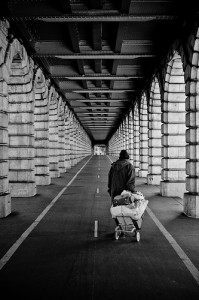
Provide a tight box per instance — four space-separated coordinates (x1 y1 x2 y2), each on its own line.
147 206 199 285
97 175 100 178
97 188 99 194
94 220 98 237
0 156 92 271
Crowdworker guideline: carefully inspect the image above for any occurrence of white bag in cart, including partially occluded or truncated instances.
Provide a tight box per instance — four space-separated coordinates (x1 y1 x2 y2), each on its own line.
110 199 148 220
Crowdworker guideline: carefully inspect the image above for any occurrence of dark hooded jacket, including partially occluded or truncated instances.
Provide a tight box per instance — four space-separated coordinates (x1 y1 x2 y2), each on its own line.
108 159 135 201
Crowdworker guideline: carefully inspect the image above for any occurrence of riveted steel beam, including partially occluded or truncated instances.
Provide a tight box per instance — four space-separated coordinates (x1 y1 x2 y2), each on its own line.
9 14 177 22
51 75 142 80
34 53 155 59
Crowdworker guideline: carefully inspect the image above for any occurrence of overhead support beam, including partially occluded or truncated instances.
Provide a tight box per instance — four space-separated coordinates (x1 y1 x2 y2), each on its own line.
12 15 177 22
79 116 119 119
35 53 155 59
68 99 130 102
76 111 122 114
51 75 143 80
65 89 134 93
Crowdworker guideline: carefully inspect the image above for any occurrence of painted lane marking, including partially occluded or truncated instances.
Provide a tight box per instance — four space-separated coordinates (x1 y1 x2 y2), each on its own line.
97 175 100 179
96 188 99 194
0 156 92 271
94 220 98 238
108 155 199 285
147 206 199 285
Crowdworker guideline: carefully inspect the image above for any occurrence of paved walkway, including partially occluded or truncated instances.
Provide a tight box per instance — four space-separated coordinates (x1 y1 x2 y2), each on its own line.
0 155 199 300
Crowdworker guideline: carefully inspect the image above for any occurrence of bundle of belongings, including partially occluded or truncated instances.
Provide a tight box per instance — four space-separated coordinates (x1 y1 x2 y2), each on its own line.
110 190 148 221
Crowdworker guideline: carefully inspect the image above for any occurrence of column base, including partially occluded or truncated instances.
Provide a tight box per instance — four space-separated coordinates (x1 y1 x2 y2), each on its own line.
0 193 11 218
65 161 71 169
135 167 139 176
10 182 36 197
160 181 186 198
147 174 161 185
59 167 66 173
50 170 60 178
35 175 51 185
138 170 148 177
184 193 199 218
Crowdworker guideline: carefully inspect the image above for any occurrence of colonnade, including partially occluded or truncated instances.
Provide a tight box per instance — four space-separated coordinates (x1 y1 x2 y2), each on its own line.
0 21 92 218
108 26 199 219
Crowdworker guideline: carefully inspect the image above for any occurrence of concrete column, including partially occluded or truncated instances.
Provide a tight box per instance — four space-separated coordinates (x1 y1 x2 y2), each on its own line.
49 91 60 178
184 38 199 217
128 111 134 165
160 55 186 198
147 78 162 185
58 98 66 173
0 67 11 216
133 105 140 176
8 58 36 197
139 95 148 177
64 108 71 169
124 117 129 150
69 115 75 167
34 73 50 185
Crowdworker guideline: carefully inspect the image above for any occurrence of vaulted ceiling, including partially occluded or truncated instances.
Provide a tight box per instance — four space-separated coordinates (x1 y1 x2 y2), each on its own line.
1 0 197 144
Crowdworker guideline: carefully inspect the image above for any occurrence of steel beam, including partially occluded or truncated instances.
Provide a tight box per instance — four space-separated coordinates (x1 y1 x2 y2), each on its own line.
66 89 134 93
10 14 177 22
35 53 155 59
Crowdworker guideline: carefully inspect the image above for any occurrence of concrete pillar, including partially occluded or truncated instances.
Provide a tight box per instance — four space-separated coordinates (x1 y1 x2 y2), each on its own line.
8 53 36 197
147 78 162 185
0 21 11 215
125 117 129 151
133 105 140 176
184 33 199 217
128 111 134 165
160 55 186 198
64 108 71 169
139 95 148 177
34 72 50 185
49 91 60 178
58 98 66 173
69 115 75 167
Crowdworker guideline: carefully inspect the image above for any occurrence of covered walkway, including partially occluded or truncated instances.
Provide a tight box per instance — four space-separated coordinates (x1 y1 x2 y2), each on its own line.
0 155 199 300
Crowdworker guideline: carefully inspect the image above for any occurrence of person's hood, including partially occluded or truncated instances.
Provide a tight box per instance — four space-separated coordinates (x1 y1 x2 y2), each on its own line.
111 159 129 171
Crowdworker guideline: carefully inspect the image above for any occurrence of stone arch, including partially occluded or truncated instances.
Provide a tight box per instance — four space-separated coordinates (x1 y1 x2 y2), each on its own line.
160 51 186 198
6 39 36 197
33 68 50 185
139 93 148 177
184 27 199 218
147 77 162 185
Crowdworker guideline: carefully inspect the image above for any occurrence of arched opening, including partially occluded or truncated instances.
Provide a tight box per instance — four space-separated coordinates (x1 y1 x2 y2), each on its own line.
147 77 162 185
139 93 148 177
160 52 186 198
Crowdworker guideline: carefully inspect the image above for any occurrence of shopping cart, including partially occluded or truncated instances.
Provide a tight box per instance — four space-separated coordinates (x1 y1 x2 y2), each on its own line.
114 214 143 242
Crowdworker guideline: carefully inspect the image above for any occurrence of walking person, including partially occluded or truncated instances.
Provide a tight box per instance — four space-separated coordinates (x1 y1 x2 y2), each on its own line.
108 150 136 202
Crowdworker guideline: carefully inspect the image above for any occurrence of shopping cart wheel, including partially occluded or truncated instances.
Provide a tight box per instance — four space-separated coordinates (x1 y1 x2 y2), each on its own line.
135 231 140 242
115 231 120 240
115 227 121 240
